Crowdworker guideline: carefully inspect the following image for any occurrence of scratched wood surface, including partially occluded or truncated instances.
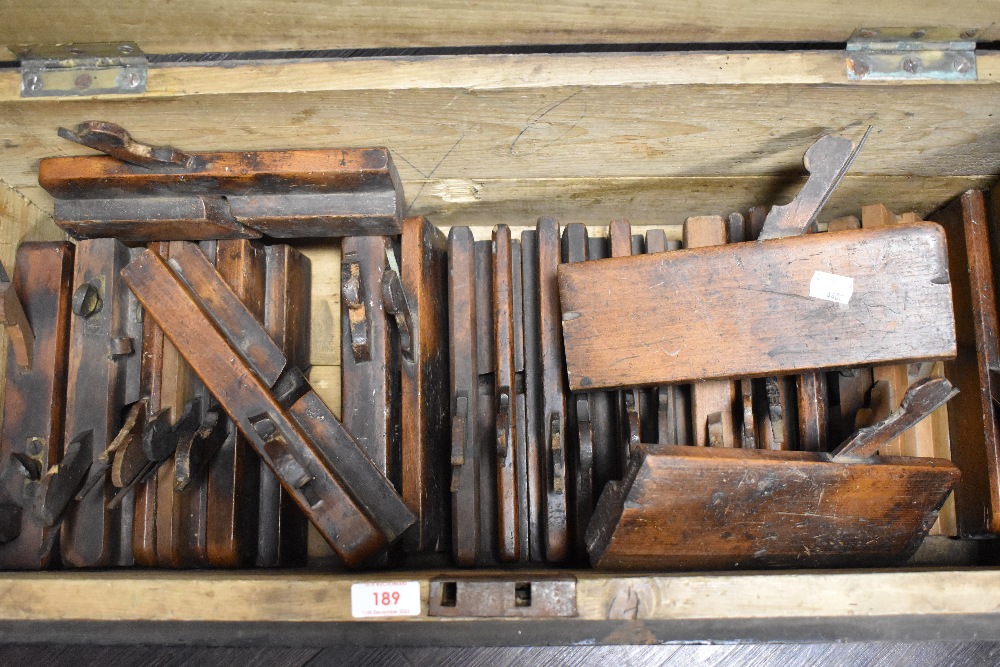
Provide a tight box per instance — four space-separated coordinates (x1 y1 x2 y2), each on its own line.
399 217 450 554
4 0 1000 54
6 84 1000 190
3 643 1000 666
2 643 1000 666
559 223 956 390
4 51 1000 227
929 191 1000 536
0 568 998 622
586 446 959 571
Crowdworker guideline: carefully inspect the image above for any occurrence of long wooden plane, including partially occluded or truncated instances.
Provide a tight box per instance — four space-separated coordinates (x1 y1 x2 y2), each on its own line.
558 223 956 391
586 443 959 570
39 122 403 241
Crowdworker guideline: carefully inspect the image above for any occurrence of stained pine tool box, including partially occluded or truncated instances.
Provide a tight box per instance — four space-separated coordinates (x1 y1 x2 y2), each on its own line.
0 0 999 646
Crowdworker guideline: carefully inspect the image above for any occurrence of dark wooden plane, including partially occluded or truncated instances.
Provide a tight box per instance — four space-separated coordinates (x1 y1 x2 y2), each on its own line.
0 243 74 569
531 219 570 562
39 122 403 241
397 217 450 556
493 225 528 562
587 443 960 570
122 243 415 567
257 244 311 567
61 238 139 567
929 190 1000 535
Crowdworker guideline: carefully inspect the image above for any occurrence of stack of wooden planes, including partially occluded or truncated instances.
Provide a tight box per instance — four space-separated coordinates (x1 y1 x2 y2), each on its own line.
0 121 995 572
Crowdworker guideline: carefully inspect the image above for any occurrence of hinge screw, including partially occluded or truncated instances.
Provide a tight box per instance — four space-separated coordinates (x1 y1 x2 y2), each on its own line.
118 43 135 54
123 70 142 88
953 56 972 74
902 57 922 74
960 29 978 39
24 74 42 92
858 29 877 38
849 58 870 77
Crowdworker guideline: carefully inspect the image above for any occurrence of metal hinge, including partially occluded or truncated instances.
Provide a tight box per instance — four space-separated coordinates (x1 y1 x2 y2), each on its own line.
15 42 147 97
846 28 977 82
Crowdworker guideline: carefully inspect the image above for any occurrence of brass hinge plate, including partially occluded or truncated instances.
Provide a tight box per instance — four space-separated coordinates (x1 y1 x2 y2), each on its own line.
15 42 147 97
846 28 977 82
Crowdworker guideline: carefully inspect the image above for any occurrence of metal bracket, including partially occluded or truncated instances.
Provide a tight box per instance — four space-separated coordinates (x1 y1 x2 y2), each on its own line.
15 42 147 97
846 28 977 82
341 256 372 363
429 575 577 618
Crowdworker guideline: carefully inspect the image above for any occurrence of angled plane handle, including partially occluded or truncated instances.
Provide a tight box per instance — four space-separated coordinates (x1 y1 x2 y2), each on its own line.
831 377 958 461
758 126 872 240
0 262 34 370
33 430 93 528
58 121 202 170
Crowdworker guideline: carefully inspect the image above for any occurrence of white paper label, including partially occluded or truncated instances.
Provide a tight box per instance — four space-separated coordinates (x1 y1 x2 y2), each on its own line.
351 581 421 618
809 271 854 305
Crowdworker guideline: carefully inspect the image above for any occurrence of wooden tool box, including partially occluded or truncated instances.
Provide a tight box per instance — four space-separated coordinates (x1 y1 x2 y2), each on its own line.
0 1 999 645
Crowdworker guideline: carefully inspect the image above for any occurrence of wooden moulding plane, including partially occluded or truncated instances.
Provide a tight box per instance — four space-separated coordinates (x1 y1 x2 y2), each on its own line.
37 121 404 241
559 129 963 570
586 378 961 570
122 242 415 568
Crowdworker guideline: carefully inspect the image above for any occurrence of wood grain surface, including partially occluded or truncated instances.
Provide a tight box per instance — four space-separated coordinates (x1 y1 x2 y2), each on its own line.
682 215 736 448
60 238 135 568
4 1 1000 54
0 242 73 568
446 227 483 566
122 247 411 567
537 219 571 562
38 149 399 198
493 225 521 562
256 245 311 567
559 223 956 390
399 217 450 554
929 191 1000 536
340 236 401 488
586 445 960 570
204 240 265 567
